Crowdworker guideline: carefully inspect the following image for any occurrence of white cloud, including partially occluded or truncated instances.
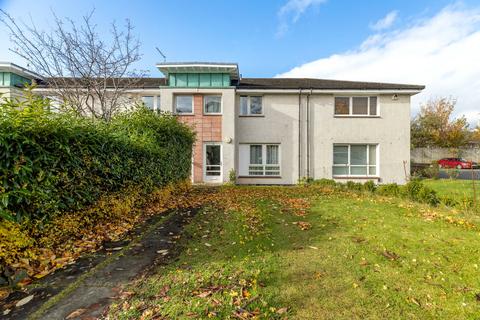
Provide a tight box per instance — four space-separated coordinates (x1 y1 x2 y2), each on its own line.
370 10 398 31
278 4 480 125
277 0 327 37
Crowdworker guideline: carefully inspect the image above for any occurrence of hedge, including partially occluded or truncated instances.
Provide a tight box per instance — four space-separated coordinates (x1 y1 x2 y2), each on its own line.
0 92 195 223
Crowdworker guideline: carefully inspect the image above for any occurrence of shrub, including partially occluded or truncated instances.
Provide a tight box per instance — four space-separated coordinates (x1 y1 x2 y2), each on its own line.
228 169 237 184
423 162 440 179
311 179 337 187
363 180 377 193
0 91 195 223
377 183 401 197
403 180 440 206
345 181 364 191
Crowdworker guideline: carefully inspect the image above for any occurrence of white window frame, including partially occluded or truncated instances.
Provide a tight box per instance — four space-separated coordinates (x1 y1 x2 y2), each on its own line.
141 95 161 112
239 96 264 116
334 96 379 117
247 144 281 176
175 95 194 115
203 142 223 182
333 144 379 177
203 95 222 115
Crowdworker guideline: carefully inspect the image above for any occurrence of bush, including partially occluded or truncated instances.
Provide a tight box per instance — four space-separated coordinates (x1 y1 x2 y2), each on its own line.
403 180 440 206
377 183 401 197
311 178 337 187
423 162 440 179
228 169 237 184
363 180 377 193
0 92 195 223
345 181 364 191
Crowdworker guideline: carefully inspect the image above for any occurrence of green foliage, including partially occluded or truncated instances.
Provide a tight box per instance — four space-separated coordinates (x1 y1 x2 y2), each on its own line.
403 180 440 206
311 178 337 187
307 178 444 208
345 181 364 191
228 169 237 184
362 180 377 193
377 183 401 197
0 92 195 223
422 162 440 179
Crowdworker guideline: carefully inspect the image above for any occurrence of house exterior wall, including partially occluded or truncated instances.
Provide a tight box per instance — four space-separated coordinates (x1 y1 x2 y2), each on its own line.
235 93 411 185
236 94 300 185
159 87 236 183
0 87 26 100
311 94 411 184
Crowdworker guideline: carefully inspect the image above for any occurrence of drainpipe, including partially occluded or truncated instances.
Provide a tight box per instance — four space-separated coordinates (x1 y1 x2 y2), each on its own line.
306 88 312 179
298 89 302 181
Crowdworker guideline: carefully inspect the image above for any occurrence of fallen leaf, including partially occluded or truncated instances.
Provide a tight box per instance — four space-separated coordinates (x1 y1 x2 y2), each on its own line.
0 288 10 300
277 307 288 314
66 308 87 319
204 243 212 247
156 249 169 255
106 247 123 251
197 291 212 298
382 250 400 261
15 295 34 307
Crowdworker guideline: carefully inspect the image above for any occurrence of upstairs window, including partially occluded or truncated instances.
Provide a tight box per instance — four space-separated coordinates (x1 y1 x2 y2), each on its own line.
334 96 378 116
240 96 263 116
175 95 193 114
204 95 222 114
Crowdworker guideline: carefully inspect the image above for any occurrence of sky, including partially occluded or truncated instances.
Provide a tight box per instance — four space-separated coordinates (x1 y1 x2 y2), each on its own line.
0 0 479 124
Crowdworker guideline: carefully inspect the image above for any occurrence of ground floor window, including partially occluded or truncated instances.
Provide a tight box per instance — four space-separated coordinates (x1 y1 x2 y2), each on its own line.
333 144 377 176
239 144 280 176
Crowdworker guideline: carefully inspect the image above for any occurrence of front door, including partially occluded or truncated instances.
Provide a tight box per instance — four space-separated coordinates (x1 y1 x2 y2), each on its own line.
203 143 222 182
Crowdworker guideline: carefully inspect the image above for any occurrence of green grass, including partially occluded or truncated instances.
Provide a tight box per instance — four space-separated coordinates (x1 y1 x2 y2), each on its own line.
108 186 480 319
423 179 479 202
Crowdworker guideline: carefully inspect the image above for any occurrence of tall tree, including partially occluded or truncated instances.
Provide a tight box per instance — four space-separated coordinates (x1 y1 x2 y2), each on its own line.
0 10 146 120
472 124 480 142
411 97 469 148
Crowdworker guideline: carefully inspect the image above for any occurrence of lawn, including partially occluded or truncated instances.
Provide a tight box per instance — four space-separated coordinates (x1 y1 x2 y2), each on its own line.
108 186 480 319
423 179 479 202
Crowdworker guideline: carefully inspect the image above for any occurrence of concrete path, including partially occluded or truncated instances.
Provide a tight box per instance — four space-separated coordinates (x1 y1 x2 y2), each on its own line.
2 208 198 320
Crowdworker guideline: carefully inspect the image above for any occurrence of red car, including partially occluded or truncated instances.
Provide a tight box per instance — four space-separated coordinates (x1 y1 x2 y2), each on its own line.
438 158 478 169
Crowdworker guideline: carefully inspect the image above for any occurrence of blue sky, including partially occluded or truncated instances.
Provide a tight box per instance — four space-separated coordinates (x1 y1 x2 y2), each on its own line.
1 0 480 123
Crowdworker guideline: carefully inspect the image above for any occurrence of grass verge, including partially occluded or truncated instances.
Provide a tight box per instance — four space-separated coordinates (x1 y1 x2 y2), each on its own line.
108 186 480 319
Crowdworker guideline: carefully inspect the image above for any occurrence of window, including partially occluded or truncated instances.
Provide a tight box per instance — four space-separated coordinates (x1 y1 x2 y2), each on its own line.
333 144 377 176
240 96 263 115
334 97 378 116
175 95 193 114
248 144 280 176
142 96 154 110
204 95 222 114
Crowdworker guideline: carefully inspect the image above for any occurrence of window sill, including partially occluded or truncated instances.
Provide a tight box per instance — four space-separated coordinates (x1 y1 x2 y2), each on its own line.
334 115 381 118
239 115 265 118
333 176 380 180
175 113 195 116
203 113 223 116
238 175 282 179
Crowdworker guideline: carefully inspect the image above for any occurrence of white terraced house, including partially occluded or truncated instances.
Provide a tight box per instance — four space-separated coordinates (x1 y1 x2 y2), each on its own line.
0 61 424 185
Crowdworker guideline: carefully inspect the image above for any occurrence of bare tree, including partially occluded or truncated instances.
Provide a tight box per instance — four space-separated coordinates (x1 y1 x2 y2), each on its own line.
0 9 146 120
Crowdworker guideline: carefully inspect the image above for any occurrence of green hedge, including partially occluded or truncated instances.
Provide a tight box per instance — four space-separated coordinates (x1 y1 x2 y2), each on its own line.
0 93 195 223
